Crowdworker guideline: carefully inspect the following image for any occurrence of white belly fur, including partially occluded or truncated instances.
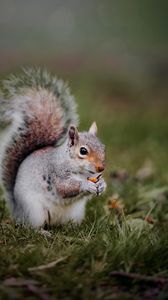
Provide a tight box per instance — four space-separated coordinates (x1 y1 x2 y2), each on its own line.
49 195 92 225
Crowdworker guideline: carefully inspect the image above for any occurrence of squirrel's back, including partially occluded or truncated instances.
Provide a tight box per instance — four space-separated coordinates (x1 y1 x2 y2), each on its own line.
0 68 78 194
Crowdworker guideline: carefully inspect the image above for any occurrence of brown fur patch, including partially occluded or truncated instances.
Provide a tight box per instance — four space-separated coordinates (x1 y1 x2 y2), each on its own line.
2 89 66 191
87 150 103 165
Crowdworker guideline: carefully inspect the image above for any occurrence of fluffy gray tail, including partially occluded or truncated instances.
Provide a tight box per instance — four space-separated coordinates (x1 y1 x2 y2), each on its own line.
0 68 79 194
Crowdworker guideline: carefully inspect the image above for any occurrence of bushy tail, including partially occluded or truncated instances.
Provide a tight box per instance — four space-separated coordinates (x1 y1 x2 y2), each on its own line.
0 68 79 194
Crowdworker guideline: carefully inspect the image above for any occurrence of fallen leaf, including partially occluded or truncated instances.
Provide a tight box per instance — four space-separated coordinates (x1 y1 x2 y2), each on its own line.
145 215 155 224
107 194 124 211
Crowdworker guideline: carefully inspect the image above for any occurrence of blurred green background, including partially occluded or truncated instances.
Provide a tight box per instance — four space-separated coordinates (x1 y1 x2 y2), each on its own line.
0 0 168 177
1 0 168 86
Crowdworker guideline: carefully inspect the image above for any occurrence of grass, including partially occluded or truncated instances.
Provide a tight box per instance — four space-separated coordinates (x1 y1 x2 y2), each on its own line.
1 72 168 299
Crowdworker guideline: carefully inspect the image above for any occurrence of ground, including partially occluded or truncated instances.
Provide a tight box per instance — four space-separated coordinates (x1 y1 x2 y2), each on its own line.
0 73 168 299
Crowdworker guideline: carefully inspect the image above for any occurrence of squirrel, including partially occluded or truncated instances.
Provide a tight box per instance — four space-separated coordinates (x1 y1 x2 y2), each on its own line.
0 68 106 228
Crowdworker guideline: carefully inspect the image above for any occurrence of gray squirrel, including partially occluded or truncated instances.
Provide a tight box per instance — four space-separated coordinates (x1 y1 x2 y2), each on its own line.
0 68 106 228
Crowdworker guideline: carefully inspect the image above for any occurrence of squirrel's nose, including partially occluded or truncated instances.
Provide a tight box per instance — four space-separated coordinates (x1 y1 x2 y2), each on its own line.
96 163 105 173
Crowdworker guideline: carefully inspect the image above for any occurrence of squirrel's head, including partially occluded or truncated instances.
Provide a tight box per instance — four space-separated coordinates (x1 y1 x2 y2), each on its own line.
67 122 105 177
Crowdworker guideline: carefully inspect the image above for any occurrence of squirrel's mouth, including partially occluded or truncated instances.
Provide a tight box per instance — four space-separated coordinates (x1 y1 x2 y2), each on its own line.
88 170 103 178
88 170 95 174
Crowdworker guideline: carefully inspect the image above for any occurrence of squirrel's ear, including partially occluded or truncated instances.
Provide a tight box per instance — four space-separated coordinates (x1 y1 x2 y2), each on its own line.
68 125 79 146
89 122 98 135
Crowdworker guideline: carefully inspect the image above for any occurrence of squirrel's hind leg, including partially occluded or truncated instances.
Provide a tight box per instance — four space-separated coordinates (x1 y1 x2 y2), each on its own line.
13 189 48 228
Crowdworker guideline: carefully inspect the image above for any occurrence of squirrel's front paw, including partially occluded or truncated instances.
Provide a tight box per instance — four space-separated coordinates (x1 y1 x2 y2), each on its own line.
96 178 107 195
81 178 106 196
81 180 98 195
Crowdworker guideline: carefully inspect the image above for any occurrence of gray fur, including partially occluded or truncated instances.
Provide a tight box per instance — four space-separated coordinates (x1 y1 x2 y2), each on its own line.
0 69 106 227
1 68 79 127
13 135 106 227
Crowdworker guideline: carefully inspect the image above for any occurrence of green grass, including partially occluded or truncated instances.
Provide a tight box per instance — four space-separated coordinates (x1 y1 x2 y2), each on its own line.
1 74 168 299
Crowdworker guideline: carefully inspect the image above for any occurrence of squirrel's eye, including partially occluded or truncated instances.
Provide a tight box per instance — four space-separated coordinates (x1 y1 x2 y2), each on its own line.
80 147 88 156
